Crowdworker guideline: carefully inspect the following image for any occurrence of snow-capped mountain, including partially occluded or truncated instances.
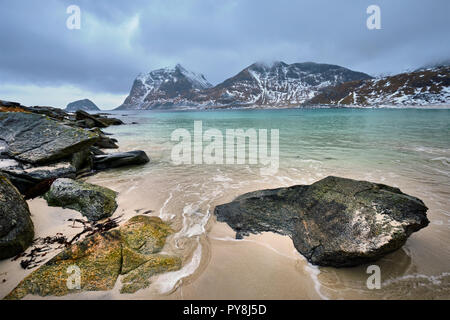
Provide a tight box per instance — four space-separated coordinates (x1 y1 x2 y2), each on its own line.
307 66 450 106
193 61 373 107
116 62 372 109
117 64 212 110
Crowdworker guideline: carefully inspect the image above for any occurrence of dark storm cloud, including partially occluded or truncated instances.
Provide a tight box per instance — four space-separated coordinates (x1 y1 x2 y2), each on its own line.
0 0 449 95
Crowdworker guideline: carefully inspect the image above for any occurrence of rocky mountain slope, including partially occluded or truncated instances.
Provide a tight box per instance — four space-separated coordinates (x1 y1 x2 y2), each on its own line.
116 62 372 109
117 62 450 109
194 62 373 107
307 66 450 106
66 99 100 112
117 64 212 110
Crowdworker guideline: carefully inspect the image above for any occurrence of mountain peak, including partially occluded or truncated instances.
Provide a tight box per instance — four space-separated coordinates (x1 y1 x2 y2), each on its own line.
118 61 374 110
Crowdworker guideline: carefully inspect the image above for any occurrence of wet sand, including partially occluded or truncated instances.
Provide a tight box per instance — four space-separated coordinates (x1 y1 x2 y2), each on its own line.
1 163 449 300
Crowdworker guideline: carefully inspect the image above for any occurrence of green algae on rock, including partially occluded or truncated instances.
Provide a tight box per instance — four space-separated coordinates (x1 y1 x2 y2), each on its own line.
0 175 34 260
119 216 182 294
120 215 173 254
5 215 181 299
44 178 118 221
120 254 182 294
214 176 429 267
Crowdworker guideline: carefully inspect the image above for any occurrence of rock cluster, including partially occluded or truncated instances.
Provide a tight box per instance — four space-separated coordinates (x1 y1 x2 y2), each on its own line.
0 100 150 258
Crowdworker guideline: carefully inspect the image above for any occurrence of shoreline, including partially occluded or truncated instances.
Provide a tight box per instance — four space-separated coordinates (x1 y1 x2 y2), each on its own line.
1 107 449 300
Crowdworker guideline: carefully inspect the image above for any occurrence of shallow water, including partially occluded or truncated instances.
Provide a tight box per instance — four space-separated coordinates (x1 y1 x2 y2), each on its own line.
1 108 449 299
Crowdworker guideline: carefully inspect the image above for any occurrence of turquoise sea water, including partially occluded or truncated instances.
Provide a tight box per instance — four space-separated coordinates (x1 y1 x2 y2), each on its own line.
107 108 450 181
89 108 449 299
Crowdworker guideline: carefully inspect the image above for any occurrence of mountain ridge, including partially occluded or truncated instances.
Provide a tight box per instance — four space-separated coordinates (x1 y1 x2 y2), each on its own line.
116 62 450 110
307 66 450 106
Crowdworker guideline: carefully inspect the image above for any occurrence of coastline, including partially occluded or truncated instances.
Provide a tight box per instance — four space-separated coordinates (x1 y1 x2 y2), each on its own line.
1 107 449 300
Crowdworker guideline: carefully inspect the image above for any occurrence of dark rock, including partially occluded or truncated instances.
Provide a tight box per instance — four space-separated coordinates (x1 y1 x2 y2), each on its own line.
75 119 97 129
90 146 106 156
27 106 69 121
71 149 93 172
94 136 119 149
75 110 108 128
1 159 76 196
214 176 429 267
93 151 149 170
44 178 118 221
0 112 99 164
0 175 34 260
97 117 124 126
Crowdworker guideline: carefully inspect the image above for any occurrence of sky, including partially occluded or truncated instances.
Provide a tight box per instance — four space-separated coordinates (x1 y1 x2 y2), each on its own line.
0 0 449 110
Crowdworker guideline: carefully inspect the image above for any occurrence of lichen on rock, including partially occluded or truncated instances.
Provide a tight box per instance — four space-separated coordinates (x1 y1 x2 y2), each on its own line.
5 215 182 300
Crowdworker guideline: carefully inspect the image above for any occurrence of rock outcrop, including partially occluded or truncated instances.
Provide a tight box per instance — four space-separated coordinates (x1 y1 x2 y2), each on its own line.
0 112 99 164
0 175 34 259
214 176 429 267
5 216 181 299
44 178 118 221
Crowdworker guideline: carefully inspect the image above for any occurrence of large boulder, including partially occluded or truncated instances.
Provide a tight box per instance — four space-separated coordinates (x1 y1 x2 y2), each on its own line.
214 176 429 267
0 175 34 260
1 159 76 195
0 112 99 164
93 151 149 170
44 178 118 221
5 216 181 299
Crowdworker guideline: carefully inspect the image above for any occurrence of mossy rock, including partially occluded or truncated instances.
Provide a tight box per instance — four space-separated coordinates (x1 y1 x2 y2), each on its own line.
120 215 173 254
121 254 182 294
5 230 122 300
5 215 182 299
44 178 118 221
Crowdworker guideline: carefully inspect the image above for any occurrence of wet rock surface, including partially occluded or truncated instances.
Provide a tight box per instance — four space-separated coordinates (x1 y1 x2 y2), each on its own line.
0 175 34 259
44 178 118 221
93 151 150 170
0 112 99 164
214 176 429 267
5 216 181 299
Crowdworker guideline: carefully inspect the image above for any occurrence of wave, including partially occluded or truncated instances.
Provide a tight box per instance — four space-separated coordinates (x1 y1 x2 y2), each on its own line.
154 241 203 294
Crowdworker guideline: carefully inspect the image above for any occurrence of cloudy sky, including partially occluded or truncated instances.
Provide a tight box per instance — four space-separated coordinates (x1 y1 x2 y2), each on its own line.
0 0 449 109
